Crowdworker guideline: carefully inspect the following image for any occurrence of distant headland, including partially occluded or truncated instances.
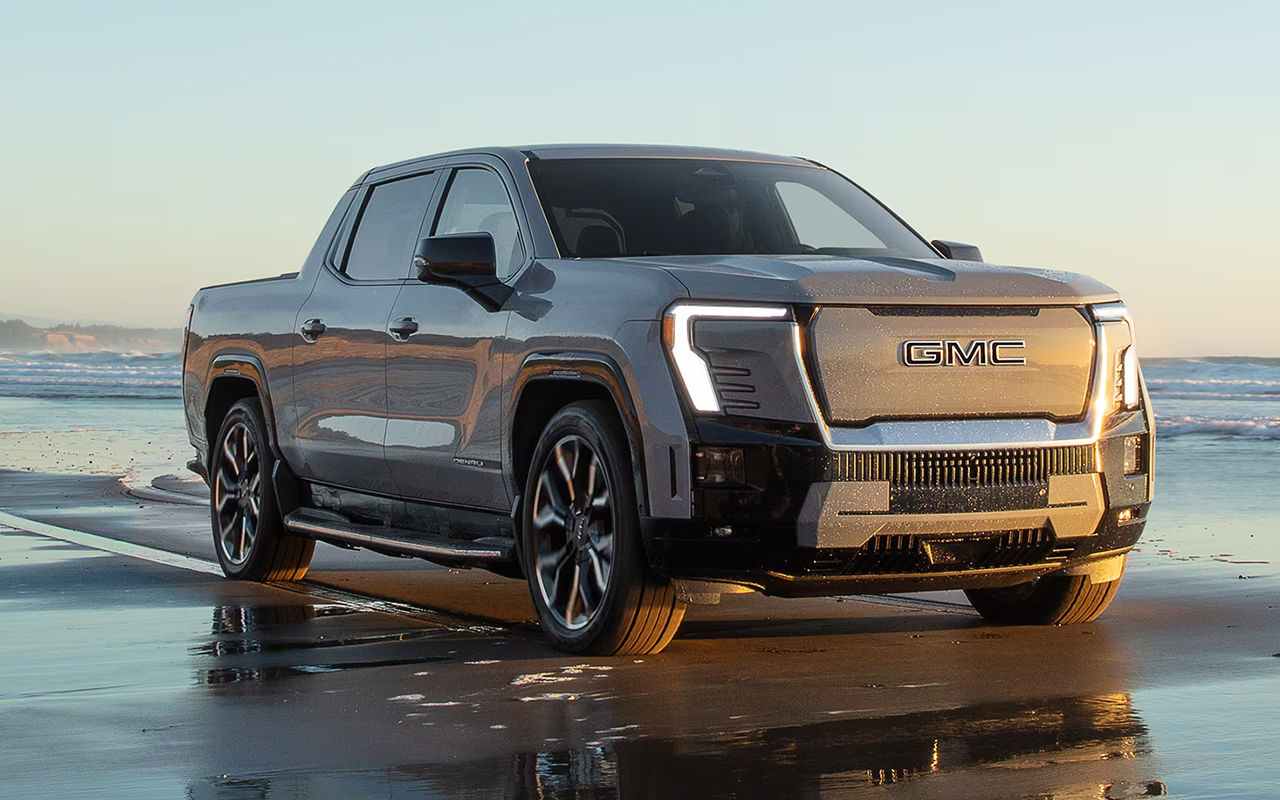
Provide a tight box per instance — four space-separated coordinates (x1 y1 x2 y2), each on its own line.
0 319 182 353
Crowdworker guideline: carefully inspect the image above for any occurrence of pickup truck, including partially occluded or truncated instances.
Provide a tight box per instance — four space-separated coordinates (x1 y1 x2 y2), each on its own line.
182 144 1154 655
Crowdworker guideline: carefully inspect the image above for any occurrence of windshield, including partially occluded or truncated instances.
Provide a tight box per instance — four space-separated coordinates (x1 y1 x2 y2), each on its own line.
527 158 936 259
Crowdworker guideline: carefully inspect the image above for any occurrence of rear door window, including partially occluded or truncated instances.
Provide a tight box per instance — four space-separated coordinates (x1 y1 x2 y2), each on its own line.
344 172 439 281
432 168 525 278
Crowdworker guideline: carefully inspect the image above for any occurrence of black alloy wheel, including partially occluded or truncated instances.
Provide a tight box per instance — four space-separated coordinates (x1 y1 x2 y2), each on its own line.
522 401 685 655
530 433 616 632
214 418 261 568
209 399 314 581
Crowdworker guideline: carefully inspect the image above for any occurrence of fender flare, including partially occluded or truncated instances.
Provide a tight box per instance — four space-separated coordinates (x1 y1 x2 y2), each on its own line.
205 353 279 444
508 352 649 513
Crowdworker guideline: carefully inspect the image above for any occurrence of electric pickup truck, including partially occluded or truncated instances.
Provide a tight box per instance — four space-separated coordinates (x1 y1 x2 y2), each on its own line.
182 144 1154 655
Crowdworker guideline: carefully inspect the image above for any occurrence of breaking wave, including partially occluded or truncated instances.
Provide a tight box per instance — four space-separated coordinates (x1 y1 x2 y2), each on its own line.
1156 415 1280 440
1145 358 1279 440
0 351 181 401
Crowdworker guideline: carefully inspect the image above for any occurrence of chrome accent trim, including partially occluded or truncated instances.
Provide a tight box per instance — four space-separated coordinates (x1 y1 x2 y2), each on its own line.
790 319 1114 451
284 513 508 561
1091 302 1140 412
900 339 1027 367
1089 302 1131 324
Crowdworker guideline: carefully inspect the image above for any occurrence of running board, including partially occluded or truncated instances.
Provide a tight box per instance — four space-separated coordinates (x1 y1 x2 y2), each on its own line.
283 509 511 563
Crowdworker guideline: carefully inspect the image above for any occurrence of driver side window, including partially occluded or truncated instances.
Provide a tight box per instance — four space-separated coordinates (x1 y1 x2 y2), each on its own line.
433 168 525 278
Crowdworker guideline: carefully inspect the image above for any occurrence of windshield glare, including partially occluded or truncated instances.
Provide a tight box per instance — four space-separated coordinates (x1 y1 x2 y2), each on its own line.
527 158 935 260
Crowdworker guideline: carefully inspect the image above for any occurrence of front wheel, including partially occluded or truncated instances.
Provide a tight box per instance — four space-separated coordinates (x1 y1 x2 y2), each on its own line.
521 401 685 655
964 570 1124 626
210 399 314 581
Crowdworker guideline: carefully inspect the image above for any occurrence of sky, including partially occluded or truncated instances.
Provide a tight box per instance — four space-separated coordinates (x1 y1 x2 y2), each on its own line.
1 0 1276 355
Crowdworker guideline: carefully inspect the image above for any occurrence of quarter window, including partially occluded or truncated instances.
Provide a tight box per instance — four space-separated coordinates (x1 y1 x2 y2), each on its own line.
344 173 438 281
433 169 524 278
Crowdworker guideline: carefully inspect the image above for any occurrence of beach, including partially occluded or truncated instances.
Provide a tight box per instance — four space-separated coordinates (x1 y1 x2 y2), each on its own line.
1 350 1277 798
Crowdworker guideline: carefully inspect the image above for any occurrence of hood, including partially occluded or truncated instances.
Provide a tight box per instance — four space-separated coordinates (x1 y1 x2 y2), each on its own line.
608 254 1119 306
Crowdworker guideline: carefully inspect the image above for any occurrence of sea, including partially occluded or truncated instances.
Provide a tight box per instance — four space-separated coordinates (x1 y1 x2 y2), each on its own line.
0 351 1276 570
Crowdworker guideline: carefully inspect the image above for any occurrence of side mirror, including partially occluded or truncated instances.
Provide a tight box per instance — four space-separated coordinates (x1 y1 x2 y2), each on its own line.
414 234 512 311
931 240 983 262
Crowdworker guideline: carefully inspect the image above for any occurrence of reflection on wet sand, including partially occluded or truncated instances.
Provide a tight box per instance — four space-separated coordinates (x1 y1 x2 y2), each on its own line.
187 692 1166 799
210 603 322 635
179 594 1171 799
196 603 457 685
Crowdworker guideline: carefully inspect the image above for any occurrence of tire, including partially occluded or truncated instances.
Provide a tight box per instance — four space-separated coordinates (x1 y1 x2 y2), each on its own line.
521 400 685 655
964 571 1123 626
209 399 314 582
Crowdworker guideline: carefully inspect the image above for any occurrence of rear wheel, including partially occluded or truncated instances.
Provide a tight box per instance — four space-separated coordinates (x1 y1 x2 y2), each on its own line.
521 401 685 655
210 399 314 581
964 571 1123 625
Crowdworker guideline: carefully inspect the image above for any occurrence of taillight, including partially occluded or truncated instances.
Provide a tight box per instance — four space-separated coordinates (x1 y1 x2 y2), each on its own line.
182 303 194 365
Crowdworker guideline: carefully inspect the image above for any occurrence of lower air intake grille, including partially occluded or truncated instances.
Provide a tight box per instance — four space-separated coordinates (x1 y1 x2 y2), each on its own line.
831 445 1097 488
808 528 1069 575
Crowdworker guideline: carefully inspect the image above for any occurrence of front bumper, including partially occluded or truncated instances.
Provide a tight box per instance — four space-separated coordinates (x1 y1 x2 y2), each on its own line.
641 412 1153 597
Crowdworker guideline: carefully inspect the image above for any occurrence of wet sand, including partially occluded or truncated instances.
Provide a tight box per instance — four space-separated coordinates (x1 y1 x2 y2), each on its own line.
1 469 1277 798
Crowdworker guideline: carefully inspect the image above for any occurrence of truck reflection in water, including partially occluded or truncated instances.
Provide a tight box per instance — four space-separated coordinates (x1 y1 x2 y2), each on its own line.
187 689 1166 799
196 604 455 684
493 694 1164 799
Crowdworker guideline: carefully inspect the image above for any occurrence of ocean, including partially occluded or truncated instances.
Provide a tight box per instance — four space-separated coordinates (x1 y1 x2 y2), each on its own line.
0 351 187 480
1143 356 1280 440
0 351 1276 570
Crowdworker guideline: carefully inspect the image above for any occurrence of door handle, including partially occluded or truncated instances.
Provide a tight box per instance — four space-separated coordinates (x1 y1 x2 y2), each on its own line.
299 318 326 341
388 316 419 341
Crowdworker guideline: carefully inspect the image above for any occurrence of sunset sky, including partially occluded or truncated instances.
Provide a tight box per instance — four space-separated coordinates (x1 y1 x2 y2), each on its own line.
2 0 1276 355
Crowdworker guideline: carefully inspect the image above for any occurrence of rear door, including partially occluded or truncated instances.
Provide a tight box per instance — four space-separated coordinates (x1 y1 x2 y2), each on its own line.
384 161 526 510
290 170 441 495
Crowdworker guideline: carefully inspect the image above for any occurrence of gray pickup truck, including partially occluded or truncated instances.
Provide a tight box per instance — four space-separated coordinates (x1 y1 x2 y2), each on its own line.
182 144 1154 655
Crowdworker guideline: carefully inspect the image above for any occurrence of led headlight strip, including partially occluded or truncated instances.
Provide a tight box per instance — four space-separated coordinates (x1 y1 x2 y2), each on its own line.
663 304 790 413
1090 302 1141 411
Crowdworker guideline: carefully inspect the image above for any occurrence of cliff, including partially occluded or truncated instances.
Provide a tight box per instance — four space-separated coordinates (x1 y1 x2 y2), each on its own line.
0 319 183 353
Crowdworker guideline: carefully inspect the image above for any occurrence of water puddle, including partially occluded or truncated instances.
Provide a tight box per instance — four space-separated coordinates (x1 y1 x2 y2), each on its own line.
183 693 1167 798
192 603 467 685
199 656 455 686
0 527 109 565
193 627 454 658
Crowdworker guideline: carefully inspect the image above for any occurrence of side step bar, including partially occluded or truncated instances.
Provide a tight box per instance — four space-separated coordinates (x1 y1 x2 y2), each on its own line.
283 509 511 563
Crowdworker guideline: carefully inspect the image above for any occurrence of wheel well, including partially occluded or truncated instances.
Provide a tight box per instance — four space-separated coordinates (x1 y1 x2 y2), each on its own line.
205 377 264 459
511 380 632 496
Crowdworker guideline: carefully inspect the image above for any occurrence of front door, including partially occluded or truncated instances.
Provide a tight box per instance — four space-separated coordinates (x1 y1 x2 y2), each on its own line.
384 166 524 511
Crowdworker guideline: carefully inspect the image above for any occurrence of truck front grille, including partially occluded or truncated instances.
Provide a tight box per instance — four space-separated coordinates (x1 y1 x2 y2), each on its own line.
829 444 1097 488
808 528 1072 576
808 305 1096 423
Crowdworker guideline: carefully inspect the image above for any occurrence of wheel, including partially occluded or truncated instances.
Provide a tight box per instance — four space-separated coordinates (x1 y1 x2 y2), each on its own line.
521 400 685 655
964 571 1123 625
210 399 314 581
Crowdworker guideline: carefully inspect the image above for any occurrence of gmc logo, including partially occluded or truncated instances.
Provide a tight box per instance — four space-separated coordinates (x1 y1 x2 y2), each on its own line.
900 339 1027 367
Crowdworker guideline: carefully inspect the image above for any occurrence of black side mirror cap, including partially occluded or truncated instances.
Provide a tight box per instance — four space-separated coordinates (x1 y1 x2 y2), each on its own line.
931 240 984 262
414 234 512 311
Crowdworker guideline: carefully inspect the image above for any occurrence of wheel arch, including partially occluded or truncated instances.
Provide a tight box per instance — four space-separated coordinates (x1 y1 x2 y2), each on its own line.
204 354 278 468
509 353 649 517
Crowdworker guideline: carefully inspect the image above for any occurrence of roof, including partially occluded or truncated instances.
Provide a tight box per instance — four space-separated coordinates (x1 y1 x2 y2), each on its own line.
517 143 812 165
363 143 815 180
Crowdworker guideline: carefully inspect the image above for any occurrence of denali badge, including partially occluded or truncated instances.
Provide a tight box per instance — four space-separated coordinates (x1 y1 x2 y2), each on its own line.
901 339 1026 367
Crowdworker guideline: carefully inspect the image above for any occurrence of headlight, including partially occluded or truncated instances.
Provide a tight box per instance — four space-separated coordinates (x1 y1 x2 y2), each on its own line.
1090 302 1141 411
662 304 790 413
